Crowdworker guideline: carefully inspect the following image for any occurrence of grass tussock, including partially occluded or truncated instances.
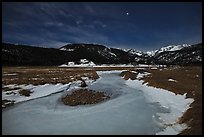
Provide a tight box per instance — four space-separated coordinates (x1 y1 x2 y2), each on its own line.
120 71 137 80
61 88 110 106
19 89 32 97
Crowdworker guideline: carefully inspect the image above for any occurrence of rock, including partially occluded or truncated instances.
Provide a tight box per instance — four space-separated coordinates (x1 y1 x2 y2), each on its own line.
80 79 87 87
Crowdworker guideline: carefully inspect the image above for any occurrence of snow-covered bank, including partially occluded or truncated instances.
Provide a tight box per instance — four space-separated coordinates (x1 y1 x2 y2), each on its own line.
96 70 124 75
2 78 95 105
59 59 96 67
59 64 134 68
58 59 136 68
94 64 134 67
125 78 194 135
2 84 69 104
58 58 168 68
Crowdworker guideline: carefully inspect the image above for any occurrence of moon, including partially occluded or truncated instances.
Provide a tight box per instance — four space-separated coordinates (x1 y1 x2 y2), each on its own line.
126 12 129 16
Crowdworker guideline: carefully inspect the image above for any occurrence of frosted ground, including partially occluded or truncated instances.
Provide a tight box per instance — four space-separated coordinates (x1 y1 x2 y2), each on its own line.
2 71 193 135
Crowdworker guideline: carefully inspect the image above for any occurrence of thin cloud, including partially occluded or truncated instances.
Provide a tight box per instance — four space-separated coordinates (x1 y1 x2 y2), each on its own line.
2 2 202 50
84 4 95 14
44 22 64 27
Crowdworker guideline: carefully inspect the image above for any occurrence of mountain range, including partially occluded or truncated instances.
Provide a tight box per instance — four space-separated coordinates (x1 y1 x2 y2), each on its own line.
2 42 202 66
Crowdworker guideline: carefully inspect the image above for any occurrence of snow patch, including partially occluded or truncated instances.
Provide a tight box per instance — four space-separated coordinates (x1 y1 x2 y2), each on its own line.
168 79 177 82
60 48 75 51
3 73 18 76
59 59 96 67
136 72 151 79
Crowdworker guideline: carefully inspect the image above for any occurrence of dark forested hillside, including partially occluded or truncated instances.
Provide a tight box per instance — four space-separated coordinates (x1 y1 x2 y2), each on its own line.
2 42 202 66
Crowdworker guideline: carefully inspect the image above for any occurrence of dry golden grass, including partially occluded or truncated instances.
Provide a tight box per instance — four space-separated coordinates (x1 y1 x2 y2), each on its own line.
2 67 99 85
2 66 137 85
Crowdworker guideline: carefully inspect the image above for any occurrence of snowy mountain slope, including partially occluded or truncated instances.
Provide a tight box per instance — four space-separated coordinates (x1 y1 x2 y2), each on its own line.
146 44 190 57
146 50 158 57
126 49 145 56
152 43 202 65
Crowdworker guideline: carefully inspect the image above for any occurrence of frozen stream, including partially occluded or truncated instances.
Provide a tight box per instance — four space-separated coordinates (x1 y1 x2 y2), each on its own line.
2 71 186 135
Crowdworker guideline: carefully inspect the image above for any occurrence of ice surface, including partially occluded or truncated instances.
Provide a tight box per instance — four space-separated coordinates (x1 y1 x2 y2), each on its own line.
2 71 193 135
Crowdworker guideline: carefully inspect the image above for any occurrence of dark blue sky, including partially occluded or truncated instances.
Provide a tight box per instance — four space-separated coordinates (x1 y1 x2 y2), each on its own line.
2 2 202 51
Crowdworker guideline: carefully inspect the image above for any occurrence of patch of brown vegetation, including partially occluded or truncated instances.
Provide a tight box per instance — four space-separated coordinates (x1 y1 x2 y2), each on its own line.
2 87 22 92
120 71 138 80
2 66 137 86
141 66 202 135
2 67 99 85
19 89 32 97
61 88 110 106
2 99 15 108
120 69 149 80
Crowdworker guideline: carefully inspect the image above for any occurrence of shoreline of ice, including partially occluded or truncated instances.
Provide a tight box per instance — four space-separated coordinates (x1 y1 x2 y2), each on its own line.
2 78 95 105
125 77 194 135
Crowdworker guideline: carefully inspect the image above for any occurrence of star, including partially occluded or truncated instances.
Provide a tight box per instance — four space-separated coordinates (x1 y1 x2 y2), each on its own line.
126 12 129 16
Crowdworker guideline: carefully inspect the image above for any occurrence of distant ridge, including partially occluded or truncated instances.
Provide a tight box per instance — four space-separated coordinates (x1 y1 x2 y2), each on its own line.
2 42 202 66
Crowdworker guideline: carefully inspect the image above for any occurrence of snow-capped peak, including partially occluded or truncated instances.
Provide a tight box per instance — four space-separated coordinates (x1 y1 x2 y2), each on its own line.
146 44 191 56
146 50 158 57
127 49 144 56
59 47 75 51
158 44 190 53
119 48 144 56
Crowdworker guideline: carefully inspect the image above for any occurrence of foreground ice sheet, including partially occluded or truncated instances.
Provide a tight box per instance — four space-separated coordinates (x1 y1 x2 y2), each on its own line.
2 71 193 135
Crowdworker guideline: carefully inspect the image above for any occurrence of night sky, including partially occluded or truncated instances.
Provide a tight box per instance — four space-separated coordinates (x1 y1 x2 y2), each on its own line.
2 2 202 51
